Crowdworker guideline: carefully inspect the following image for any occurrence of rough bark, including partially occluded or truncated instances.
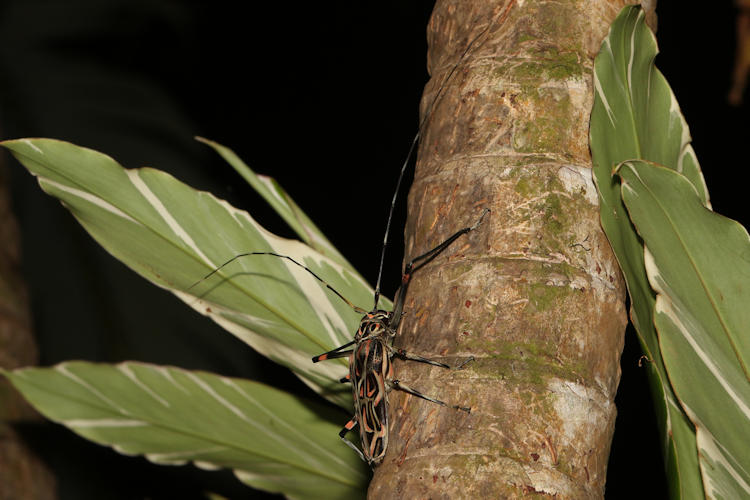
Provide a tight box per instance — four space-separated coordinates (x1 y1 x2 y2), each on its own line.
0 155 57 499
369 1 646 498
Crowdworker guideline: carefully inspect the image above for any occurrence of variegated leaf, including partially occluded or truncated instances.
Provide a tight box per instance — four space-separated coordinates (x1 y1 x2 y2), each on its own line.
1 138 392 408
590 6 704 497
3 361 369 499
617 161 750 499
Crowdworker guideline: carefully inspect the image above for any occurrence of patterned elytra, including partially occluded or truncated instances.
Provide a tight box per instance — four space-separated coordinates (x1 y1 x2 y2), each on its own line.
313 310 394 464
352 311 391 462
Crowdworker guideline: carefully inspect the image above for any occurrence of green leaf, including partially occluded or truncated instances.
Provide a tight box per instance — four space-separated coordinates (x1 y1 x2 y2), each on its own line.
590 5 704 497
195 137 353 269
3 362 368 499
617 161 750 498
1 138 391 408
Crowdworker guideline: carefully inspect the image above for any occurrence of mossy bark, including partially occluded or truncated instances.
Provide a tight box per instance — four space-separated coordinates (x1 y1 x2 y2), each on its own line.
369 1 649 498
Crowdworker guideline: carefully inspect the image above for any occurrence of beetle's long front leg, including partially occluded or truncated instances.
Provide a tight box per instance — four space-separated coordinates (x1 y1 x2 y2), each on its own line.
312 340 355 363
391 208 489 329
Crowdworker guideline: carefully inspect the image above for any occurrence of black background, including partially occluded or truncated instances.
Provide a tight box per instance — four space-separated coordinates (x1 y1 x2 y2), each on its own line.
0 2 744 498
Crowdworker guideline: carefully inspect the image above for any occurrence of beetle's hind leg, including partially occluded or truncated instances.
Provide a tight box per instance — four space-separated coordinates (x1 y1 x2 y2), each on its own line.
391 347 475 370
389 379 471 413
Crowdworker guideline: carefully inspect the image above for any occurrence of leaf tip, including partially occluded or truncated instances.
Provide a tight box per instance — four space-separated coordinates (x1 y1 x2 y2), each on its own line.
611 160 628 178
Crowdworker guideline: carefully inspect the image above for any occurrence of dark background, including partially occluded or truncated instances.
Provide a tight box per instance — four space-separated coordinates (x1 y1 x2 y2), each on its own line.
0 1 744 498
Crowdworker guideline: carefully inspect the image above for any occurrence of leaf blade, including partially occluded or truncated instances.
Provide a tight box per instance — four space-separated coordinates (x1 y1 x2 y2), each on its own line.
4 362 368 499
617 161 750 496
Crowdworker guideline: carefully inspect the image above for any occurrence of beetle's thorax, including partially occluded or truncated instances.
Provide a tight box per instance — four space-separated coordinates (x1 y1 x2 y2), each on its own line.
354 310 393 341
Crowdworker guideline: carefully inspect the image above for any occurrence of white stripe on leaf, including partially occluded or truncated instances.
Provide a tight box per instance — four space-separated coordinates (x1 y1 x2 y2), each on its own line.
118 363 170 408
21 139 43 154
654 296 750 420
56 363 131 415
64 418 149 428
38 178 140 224
127 169 216 269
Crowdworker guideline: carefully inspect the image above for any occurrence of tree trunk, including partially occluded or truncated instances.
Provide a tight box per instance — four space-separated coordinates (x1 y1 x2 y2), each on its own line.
370 1 650 498
0 155 57 499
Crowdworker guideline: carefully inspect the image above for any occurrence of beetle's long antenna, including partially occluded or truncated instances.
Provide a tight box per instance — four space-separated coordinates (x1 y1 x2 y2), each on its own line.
189 252 368 314
372 14 499 310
